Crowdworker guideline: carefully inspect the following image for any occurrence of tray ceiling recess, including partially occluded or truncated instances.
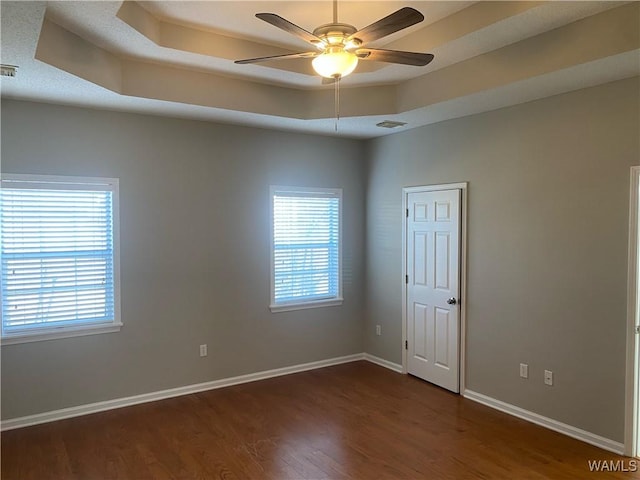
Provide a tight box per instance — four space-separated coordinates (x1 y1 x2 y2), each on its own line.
1 1 638 138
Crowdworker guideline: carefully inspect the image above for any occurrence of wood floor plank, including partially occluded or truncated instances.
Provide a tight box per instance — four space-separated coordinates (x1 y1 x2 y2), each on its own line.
1 361 637 479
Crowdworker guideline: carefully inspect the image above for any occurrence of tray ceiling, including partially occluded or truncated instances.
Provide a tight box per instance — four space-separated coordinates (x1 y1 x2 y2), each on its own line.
1 1 638 138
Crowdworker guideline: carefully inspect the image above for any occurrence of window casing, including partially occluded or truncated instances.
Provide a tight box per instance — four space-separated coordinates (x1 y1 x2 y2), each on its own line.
270 186 343 312
0 174 121 344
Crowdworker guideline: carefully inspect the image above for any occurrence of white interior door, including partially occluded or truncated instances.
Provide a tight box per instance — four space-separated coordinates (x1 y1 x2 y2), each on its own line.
406 188 461 392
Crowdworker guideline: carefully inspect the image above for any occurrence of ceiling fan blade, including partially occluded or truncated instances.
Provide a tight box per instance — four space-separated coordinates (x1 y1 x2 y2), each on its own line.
256 13 324 45
235 52 318 65
348 7 424 45
356 48 434 66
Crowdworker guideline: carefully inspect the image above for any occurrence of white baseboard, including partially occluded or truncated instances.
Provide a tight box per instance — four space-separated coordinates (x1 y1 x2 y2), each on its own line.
5 355 622 457
363 353 403 373
1 353 366 431
463 389 625 455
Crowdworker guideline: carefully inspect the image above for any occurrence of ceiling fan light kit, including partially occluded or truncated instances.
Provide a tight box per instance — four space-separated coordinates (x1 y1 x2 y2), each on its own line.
310 22 360 78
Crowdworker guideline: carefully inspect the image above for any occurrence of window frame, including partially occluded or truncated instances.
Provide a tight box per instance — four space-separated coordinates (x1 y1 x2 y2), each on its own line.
0 173 122 345
269 185 343 313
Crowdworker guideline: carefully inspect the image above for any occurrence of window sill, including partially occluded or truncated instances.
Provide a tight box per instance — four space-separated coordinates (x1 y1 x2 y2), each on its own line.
270 298 343 313
1 323 123 346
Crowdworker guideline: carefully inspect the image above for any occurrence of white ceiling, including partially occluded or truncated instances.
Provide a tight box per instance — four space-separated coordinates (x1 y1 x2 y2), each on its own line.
1 1 638 138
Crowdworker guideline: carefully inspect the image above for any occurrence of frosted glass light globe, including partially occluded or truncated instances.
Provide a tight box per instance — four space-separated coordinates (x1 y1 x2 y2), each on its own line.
312 48 358 78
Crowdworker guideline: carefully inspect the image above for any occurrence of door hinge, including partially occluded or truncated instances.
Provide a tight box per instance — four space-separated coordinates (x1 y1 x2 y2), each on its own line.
405 275 409 284
636 325 640 334
406 208 409 218
405 340 408 350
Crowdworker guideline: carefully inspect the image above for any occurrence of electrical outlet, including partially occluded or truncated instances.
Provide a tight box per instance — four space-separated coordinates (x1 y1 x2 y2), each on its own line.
199 344 208 357
544 370 553 386
519 363 528 379
376 325 382 336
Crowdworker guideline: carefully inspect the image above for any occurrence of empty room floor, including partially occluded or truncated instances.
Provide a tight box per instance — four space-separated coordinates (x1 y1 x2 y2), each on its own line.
1 361 634 479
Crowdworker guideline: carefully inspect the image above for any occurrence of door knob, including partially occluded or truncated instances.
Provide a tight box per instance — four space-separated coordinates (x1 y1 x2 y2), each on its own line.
446 297 457 305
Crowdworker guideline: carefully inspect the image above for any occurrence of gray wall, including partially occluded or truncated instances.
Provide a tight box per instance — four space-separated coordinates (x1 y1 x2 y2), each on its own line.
364 76 640 442
0 100 366 419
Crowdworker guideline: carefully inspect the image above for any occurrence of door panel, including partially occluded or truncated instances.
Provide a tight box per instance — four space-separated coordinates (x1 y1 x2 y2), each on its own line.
435 232 450 290
413 303 428 359
414 232 428 286
434 307 451 368
406 189 460 392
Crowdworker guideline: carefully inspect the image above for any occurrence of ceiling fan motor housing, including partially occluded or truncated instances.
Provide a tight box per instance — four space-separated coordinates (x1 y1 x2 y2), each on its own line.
312 23 360 49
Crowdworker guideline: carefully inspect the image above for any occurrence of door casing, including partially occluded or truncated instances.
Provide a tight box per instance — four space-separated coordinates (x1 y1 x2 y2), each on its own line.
402 183 468 392
625 166 640 457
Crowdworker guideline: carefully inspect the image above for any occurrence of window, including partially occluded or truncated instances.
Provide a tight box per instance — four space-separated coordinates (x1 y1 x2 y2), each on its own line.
1 174 121 344
270 186 342 312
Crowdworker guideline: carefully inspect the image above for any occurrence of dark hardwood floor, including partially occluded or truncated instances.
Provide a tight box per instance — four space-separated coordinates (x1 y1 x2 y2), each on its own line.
1 361 636 479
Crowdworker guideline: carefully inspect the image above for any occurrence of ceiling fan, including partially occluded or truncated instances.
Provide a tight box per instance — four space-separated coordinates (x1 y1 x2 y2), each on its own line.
234 1 434 80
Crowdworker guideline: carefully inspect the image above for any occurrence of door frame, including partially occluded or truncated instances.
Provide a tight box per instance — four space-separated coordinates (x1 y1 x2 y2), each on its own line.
625 166 640 457
402 183 468 392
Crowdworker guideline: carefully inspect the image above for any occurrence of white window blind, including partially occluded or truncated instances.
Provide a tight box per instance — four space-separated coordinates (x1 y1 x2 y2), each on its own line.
1 175 120 341
271 187 342 311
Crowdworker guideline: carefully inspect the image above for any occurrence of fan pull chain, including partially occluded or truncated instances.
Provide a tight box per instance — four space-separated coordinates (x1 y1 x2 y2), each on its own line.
334 76 340 132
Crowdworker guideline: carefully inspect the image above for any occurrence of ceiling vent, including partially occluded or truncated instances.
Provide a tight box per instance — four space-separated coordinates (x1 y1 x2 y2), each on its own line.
376 120 407 129
1 65 18 77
